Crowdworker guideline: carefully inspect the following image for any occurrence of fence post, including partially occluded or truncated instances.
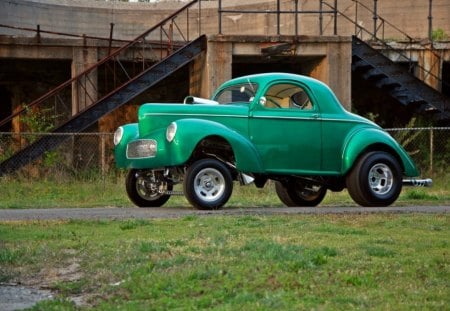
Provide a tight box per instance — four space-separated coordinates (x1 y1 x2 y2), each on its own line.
373 0 378 39
429 128 434 176
101 133 106 177
428 0 433 41
333 0 337 35
198 0 201 37
319 0 323 35
295 0 298 36
218 0 222 34
277 0 281 35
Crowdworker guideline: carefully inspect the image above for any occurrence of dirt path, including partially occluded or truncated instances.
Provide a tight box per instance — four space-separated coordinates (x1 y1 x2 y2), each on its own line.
1 205 449 221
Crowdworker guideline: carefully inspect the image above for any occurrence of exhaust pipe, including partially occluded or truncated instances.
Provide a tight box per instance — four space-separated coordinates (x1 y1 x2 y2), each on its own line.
403 178 433 187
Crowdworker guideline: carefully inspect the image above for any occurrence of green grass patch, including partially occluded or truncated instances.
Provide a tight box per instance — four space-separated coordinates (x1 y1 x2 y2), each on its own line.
0 214 448 310
0 173 449 209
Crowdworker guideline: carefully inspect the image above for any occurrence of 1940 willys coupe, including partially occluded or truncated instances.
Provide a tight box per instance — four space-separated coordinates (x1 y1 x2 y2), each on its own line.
114 73 430 209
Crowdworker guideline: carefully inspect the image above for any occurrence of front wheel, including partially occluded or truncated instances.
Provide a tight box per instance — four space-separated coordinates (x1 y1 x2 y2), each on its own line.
125 169 172 207
275 180 327 207
183 159 233 210
346 151 402 207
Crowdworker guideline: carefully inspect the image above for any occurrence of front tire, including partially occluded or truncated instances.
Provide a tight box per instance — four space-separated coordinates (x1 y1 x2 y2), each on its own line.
125 169 172 207
346 151 402 207
183 159 233 210
275 180 327 207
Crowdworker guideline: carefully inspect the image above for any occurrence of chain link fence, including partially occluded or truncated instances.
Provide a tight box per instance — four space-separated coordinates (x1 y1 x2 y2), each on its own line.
0 132 115 179
0 128 449 179
386 127 450 177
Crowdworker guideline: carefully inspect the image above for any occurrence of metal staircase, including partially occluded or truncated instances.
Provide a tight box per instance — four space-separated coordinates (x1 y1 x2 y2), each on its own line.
0 0 205 176
352 36 450 123
317 0 450 124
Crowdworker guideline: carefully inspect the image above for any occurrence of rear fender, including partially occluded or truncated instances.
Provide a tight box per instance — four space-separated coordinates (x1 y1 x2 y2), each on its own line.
342 128 419 177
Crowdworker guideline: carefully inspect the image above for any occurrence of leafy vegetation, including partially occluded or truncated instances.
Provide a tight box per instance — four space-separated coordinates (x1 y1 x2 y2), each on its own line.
0 214 448 310
432 28 448 41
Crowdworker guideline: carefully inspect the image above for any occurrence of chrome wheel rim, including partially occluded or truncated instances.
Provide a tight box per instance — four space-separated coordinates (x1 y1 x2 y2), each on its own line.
295 184 323 201
136 175 164 200
193 168 225 202
368 163 394 195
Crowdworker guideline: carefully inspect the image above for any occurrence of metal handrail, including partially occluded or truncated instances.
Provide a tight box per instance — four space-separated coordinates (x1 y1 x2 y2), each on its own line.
0 23 130 44
0 0 201 129
218 0 337 36
322 0 447 92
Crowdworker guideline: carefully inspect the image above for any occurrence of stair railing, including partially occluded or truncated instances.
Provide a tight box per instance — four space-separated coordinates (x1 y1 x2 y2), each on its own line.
0 0 202 133
322 0 447 92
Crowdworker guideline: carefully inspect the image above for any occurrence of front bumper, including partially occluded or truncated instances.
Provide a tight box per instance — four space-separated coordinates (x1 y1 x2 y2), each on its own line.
403 178 433 187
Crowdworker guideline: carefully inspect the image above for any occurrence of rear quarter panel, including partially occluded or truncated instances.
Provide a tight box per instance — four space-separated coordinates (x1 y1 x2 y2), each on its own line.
341 127 419 177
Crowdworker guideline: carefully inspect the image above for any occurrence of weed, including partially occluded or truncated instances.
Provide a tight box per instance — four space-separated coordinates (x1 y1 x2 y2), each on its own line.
0 248 22 264
119 219 151 230
361 245 396 258
404 189 439 201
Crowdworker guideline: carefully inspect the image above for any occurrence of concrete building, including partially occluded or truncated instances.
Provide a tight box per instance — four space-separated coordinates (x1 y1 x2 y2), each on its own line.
1 0 449 128
0 0 449 173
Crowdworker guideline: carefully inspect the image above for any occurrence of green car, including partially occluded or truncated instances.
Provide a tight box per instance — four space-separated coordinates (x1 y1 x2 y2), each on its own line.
114 73 430 209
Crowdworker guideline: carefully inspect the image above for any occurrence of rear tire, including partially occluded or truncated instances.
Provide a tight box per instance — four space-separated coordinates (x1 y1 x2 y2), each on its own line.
346 151 402 207
183 159 233 210
275 180 327 207
126 169 172 207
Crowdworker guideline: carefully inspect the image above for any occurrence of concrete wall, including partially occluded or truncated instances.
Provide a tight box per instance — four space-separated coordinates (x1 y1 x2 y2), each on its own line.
1 0 449 40
0 0 448 132
202 35 352 108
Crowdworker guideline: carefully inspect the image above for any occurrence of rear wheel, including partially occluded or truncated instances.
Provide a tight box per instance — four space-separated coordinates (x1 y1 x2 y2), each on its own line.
275 180 327 207
183 159 233 210
346 151 402 207
125 169 172 207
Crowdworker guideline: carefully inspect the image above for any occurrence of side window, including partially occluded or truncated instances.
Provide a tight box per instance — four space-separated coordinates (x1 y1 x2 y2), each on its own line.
263 83 313 110
214 83 257 105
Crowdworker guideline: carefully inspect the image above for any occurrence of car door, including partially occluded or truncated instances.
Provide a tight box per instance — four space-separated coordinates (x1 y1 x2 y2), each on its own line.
249 80 322 174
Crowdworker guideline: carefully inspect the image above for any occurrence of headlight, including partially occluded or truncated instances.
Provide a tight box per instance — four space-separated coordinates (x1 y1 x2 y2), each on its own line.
166 122 177 142
114 127 124 146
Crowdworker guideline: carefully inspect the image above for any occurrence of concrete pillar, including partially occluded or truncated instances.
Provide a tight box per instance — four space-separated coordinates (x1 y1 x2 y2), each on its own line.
326 41 352 110
71 46 98 115
189 51 206 97
417 47 442 91
310 41 352 110
201 40 232 98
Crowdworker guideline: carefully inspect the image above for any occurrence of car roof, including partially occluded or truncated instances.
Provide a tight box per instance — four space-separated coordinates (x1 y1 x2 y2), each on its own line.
225 72 320 85
216 72 346 114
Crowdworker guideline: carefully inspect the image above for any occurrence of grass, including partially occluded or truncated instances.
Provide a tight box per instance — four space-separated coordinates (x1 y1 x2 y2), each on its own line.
0 172 449 209
0 214 449 310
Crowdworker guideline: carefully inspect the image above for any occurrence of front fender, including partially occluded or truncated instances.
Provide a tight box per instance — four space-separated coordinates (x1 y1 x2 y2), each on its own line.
342 127 419 177
114 123 139 168
170 119 265 173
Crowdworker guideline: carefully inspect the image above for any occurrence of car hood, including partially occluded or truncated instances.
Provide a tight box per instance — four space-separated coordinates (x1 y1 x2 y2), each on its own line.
137 103 249 138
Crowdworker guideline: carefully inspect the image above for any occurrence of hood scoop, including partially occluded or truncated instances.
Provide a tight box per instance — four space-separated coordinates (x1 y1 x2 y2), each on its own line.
183 96 219 105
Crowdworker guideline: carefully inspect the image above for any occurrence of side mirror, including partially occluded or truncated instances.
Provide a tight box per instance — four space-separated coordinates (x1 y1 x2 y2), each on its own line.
259 96 267 106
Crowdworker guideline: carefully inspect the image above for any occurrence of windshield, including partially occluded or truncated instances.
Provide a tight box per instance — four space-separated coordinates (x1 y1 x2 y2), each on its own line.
213 83 258 105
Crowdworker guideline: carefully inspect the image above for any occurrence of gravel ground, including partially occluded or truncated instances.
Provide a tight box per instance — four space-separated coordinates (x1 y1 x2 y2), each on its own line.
0 285 53 311
1 205 449 310
0 205 449 221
